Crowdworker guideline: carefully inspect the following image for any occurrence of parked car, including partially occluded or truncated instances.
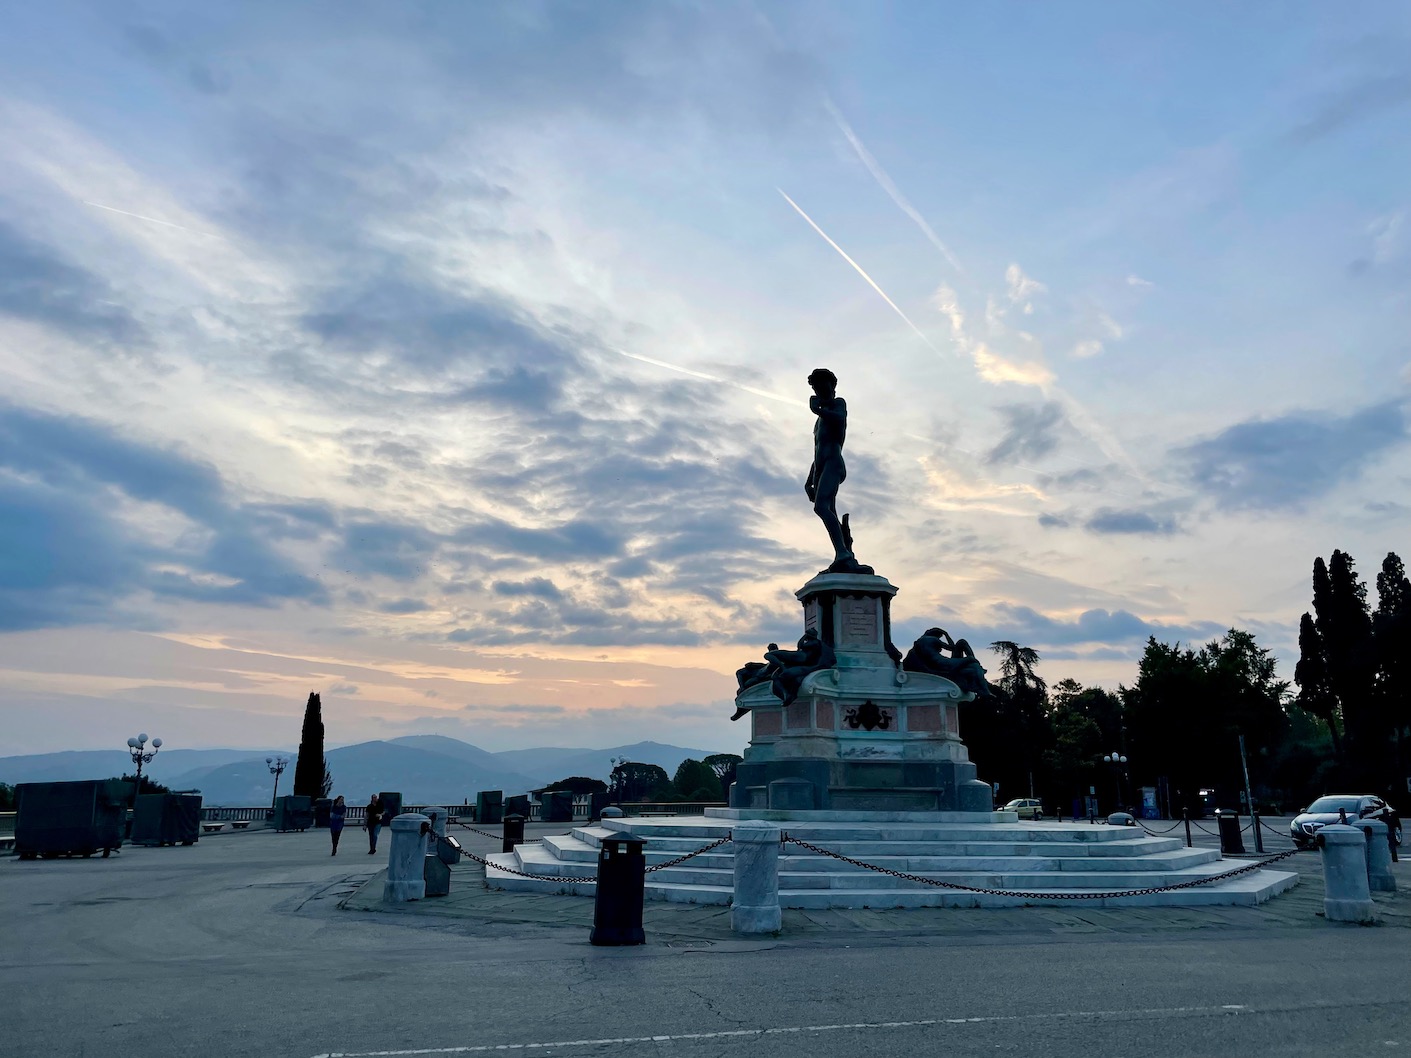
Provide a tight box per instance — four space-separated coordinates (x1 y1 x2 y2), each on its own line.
1289 795 1402 848
1000 798 1043 820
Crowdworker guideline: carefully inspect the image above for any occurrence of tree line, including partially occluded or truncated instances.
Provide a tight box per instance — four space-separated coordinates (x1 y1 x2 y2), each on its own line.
963 549 1409 816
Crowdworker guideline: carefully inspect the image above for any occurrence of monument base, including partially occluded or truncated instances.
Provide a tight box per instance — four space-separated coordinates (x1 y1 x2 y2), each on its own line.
729 757 994 813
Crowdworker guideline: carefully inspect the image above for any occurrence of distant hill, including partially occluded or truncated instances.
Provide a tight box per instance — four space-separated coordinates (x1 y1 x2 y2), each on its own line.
501 741 725 786
0 748 287 788
1 737 729 804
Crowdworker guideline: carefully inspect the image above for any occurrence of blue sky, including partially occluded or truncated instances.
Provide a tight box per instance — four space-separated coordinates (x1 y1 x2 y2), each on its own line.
1 2 1407 755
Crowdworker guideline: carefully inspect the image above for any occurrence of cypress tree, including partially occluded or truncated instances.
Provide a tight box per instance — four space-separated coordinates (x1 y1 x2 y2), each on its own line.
1294 612 1341 759
293 692 325 800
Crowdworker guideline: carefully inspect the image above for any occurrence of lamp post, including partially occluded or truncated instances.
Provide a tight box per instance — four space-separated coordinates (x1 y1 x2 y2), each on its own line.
1102 752 1128 813
266 756 289 810
125 734 161 835
126 733 162 805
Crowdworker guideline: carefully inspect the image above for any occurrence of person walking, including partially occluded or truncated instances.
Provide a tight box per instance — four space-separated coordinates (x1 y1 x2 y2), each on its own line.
329 795 346 855
365 794 383 855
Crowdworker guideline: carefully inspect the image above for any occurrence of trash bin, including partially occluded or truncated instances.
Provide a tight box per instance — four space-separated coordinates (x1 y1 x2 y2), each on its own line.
379 792 403 820
313 798 332 829
131 793 202 846
502 814 525 853
476 790 503 826
590 831 648 946
1215 809 1245 854
541 790 574 823
15 780 127 859
273 795 315 832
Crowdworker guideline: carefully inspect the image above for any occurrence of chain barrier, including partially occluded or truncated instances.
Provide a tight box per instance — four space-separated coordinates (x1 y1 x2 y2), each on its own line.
1137 819 1185 835
643 835 733 872
779 833 1309 901
439 830 731 883
1189 819 1217 835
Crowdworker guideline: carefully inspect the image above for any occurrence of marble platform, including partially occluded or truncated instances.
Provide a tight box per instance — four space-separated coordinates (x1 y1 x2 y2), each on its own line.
484 813 1299 909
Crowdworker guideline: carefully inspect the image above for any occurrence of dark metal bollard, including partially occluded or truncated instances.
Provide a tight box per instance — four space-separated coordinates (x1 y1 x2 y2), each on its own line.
1183 807 1192 848
502 813 525 854
1215 809 1245 854
590 831 648 946
1251 808 1264 854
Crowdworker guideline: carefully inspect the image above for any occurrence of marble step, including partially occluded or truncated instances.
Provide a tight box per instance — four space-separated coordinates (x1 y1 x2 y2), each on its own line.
483 858 1298 909
572 826 1181 858
540 834 1215 873
774 871 1299 909
595 820 1155 844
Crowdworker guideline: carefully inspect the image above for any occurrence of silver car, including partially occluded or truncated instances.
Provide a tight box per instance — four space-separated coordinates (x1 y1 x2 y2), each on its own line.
1289 794 1402 848
1000 798 1043 820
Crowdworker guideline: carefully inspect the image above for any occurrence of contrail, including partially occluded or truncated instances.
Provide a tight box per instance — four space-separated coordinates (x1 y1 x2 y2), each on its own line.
613 349 805 408
824 96 962 273
82 200 221 238
777 188 949 358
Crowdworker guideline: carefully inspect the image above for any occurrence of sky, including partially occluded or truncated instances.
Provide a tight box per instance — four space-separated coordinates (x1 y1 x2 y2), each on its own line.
1 2 1408 758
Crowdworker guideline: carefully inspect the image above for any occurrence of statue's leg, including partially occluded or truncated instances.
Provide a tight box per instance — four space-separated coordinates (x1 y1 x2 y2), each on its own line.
812 461 853 561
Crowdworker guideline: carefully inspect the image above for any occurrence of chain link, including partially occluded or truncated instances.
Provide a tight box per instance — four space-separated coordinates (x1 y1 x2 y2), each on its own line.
437 830 731 883
780 833 1308 901
643 835 733 872
1137 819 1186 835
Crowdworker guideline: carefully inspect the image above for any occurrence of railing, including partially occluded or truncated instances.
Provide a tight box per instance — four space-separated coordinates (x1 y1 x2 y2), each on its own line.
0 811 15 835
196 798 729 825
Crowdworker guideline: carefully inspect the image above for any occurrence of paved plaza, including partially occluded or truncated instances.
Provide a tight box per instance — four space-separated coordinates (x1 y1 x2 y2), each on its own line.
2 820 1408 1058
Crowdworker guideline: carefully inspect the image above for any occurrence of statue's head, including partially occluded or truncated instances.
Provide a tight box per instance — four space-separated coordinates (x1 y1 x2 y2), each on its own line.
807 368 837 395
923 627 944 638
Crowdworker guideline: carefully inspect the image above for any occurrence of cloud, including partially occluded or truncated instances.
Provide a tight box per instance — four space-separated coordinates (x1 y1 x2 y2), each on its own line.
1283 74 1411 147
0 220 145 344
986 402 1068 466
1177 401 1409 511
1005 263 1046 314
1084 508 1180 535
1072 340 1104 359
1126 275 1154 289
0 404 329 629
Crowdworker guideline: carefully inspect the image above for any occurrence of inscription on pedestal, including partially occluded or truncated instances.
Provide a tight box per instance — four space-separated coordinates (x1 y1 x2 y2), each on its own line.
838 598 878 647
803 599 820 635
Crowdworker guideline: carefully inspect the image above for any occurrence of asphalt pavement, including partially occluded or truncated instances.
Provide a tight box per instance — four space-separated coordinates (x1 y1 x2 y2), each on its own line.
2 819 1408 1058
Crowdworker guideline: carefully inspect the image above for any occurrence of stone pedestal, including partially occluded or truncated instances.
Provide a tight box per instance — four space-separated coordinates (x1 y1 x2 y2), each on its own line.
730 821 781 934
731 571 993 815
383 813 430 903
1356 820 1397 892
1319 824 1376 923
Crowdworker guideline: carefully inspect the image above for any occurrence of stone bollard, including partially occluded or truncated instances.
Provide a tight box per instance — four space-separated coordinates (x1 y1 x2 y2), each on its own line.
1356 820 1396 893
601 806 624 820
1318 824 1376 923
383 813 430 903
422 807 448 847
731 821 781 935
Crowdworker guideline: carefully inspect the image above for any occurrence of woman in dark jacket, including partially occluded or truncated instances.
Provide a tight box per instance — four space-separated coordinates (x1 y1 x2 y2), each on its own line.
328 795 346 855
365 795 383 854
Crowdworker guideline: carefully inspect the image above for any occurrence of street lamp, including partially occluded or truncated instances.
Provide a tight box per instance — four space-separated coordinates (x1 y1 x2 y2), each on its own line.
1102 752 1128 813
126 733 162 805
266 756 289 809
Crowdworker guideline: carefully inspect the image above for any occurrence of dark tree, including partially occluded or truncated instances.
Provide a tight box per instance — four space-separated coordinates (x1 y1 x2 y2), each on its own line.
321 759 334 799
1294 612 1341 759
535 776 609 797
1373 552 1411 791
609 761 671 802
0 783 13 811
671 759 723 802
702 753 743 793
293 692 326 800
1123 629 1287 815
1309 551 1379 786
115 774 170 803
